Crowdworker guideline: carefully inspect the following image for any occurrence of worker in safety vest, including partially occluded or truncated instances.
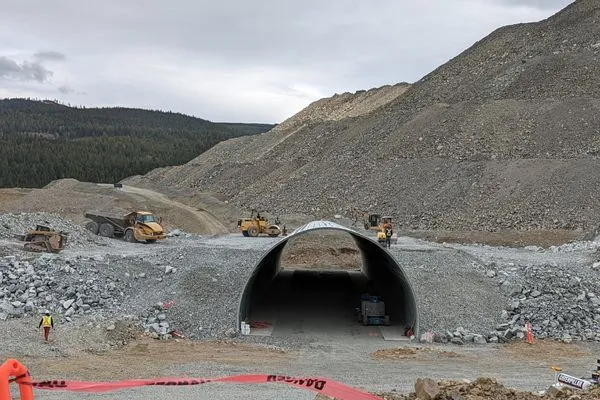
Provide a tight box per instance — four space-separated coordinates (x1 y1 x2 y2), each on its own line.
384 223 393 248
38 310 54 342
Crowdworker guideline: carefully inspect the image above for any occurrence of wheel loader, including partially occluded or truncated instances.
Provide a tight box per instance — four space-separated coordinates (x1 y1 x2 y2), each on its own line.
237 210 282 237
16 225 68 253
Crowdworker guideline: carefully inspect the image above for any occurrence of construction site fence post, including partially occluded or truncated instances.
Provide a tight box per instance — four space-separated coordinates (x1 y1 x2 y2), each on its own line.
0 359 34 400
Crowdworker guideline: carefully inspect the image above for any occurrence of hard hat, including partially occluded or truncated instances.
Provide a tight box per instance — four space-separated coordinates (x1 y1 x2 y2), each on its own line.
44 310 50 315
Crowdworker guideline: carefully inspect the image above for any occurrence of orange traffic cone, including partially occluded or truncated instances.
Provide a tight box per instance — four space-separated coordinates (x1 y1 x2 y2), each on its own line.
525 322 534 345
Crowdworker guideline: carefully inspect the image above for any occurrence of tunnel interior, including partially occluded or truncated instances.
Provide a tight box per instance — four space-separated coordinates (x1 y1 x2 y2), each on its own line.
238 221 419 337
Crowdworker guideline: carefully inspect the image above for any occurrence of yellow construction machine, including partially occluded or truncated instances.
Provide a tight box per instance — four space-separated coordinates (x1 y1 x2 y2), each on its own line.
84 211 166 243
362 213 395 246
237 210 282 237
16 225 68 253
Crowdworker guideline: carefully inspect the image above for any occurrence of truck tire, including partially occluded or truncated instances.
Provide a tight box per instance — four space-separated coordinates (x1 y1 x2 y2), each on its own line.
242 231 249 237
99 223 115 238
247 226 259 237
85 221 99 235
124 229 136 243
146 239 157 243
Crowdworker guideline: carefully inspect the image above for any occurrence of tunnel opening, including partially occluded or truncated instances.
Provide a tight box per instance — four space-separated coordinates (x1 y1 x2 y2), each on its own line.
238 221 419 339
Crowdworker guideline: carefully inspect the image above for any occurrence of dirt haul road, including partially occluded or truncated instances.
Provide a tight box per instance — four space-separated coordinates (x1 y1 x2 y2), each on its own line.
100 184 229 235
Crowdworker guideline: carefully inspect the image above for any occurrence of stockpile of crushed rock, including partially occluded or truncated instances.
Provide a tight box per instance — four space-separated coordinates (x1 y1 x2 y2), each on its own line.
0 250 211 340
494 262 600 342
128 0 600 235
366 377 600 400
0 253 151 322
397 238 600 344
423 256 600 344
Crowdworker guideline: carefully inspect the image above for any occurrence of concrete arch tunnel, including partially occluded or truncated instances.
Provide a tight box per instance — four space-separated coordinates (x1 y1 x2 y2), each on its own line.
238 221 419 337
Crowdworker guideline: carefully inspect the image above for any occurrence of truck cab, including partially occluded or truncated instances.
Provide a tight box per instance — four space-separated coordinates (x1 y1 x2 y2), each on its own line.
125 211 165 242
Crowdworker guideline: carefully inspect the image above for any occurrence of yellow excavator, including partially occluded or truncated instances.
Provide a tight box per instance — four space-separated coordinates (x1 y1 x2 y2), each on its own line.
237 210 283 237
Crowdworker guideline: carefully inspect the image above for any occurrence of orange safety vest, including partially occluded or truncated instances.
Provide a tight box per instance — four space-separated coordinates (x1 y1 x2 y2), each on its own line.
41 315 53 328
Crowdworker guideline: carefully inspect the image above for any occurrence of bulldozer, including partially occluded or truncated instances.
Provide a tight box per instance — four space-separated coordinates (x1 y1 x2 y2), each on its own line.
237 210 282 237
16 225 68 253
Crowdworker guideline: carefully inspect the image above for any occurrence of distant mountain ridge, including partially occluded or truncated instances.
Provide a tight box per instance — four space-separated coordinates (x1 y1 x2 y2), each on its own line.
0 98 274 187
0 98 274 138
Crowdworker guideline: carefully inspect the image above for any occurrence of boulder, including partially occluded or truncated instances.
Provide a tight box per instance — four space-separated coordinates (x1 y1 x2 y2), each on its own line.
414 378 440 400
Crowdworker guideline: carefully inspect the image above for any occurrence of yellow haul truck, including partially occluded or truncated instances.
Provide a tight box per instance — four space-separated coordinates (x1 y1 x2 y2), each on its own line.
84 211 166 243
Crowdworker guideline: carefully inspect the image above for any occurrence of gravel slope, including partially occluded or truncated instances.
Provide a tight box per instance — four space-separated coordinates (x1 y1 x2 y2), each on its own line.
127 0 600 236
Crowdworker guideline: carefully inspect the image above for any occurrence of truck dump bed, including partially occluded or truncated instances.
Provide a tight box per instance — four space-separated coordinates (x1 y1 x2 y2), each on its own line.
84 213 127 228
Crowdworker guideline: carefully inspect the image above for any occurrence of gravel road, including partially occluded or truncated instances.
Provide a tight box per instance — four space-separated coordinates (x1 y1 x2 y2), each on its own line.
16 335 600 400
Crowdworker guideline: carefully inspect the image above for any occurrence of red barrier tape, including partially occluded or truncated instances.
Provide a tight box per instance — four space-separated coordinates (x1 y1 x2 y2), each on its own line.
28 374 383 399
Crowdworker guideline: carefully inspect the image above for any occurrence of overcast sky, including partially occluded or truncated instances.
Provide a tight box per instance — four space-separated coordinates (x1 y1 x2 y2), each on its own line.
0 0 574 123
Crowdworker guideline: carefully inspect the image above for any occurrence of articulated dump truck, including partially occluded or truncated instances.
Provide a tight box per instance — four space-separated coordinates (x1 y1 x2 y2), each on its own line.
84 211 166 243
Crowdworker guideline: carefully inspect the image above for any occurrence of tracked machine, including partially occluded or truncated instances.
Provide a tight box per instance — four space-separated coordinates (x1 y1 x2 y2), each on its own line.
16 225 68 253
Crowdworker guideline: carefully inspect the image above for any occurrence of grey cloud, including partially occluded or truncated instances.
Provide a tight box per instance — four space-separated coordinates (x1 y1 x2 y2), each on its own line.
34 51 67 61
0 56 53 83
0 2 572 71
0 1 576 122
489 0 574 10
58 84 73 94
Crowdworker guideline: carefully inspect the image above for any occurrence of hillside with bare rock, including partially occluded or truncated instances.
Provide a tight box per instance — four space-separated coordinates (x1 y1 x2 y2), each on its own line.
124 83 410 193
126 0 600 242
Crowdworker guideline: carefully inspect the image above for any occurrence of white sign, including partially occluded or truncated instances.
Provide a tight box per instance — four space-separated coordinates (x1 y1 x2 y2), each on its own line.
556 373 592 390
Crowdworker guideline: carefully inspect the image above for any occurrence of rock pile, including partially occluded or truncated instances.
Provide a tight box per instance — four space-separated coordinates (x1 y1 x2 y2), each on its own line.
141 301 180 340
495 263 600 342
0 254 122 322
424 328 489 345
371 377 600 400
427 256 600 344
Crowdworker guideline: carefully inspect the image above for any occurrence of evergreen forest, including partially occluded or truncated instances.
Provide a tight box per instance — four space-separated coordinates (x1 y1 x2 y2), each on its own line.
0 99 274 188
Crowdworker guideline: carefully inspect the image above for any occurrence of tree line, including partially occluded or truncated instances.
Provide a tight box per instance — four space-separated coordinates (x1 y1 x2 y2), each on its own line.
0 99 274 188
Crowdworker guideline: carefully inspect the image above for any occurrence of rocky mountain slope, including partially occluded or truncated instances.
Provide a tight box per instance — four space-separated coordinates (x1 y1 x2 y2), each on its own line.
126 0 600 237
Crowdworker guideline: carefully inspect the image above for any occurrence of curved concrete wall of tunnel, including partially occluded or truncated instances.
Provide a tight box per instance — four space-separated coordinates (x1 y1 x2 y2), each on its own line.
238 220 419 336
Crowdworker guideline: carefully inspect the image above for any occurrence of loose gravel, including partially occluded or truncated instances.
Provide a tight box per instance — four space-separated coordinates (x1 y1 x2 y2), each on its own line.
2 212 600 359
